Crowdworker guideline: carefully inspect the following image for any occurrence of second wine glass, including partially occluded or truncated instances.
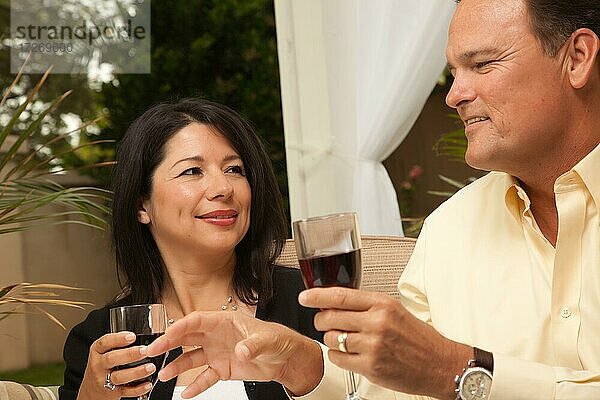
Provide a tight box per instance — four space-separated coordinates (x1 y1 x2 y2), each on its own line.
292 212 363 400
109 303 169 400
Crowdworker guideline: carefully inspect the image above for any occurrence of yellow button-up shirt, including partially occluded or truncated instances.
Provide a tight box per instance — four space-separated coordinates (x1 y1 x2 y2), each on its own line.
297 143 600 400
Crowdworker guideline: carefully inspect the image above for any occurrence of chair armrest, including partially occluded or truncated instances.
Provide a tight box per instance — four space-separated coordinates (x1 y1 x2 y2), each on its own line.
0 381 58 400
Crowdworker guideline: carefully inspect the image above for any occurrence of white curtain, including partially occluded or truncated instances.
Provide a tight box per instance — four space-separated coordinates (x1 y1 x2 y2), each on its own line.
275 0 454 235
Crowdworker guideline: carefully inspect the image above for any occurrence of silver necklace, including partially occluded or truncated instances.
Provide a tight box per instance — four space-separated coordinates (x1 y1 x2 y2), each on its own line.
167 295 238 325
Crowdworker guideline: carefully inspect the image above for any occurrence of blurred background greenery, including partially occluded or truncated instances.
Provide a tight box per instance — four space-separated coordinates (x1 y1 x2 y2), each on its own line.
0 0 289 212
0 363 64 386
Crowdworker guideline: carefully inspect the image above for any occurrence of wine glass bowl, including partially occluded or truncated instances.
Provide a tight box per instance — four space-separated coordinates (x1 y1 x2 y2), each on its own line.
109 303 168 399
293 212 363 400
293 213 362 289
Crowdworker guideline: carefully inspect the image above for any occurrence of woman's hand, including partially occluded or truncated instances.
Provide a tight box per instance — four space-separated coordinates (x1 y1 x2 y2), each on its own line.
146 311 324 399
76 331 157 400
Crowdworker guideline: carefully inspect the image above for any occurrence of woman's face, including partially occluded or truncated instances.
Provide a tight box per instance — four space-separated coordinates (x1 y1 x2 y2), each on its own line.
138 123 251 258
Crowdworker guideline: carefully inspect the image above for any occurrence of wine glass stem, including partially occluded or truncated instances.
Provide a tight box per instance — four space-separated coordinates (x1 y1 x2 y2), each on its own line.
344 370 362 400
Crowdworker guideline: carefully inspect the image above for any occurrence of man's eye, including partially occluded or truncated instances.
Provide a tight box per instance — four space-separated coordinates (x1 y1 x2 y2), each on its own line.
475 60 493 69
226 165 246 176
180 167 202 176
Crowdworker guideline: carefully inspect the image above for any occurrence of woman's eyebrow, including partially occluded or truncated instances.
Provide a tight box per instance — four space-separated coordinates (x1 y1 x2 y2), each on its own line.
170 154 241 170
170 155 203 169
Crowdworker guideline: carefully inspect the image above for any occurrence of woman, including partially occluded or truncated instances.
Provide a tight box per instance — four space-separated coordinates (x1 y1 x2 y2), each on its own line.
59 99 322 400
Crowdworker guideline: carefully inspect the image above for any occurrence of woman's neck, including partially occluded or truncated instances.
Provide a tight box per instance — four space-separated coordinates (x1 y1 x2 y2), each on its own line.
159 252 237 318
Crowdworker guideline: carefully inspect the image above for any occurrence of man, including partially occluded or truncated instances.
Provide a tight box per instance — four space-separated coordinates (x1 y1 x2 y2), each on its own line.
147 0 600 398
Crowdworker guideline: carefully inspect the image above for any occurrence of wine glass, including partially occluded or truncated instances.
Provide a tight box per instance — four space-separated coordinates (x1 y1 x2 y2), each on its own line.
292 212 362 400
109 303 169 400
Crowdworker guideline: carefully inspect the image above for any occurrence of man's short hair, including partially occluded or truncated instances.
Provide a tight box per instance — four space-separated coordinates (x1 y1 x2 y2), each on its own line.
528 0 600 56
454 0 600 57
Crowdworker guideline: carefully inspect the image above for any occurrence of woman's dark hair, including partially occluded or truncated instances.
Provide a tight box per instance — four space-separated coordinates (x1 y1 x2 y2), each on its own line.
111 98 287 305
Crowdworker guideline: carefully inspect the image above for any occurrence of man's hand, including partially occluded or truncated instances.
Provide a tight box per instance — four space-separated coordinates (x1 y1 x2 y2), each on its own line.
146 311 324 398
300 287 473 400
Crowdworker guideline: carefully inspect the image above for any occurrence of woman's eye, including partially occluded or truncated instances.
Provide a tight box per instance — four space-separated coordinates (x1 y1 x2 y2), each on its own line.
180 167 202 176
226 165 246 176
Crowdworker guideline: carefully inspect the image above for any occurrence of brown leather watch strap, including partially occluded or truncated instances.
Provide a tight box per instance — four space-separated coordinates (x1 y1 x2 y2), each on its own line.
474 347 494 373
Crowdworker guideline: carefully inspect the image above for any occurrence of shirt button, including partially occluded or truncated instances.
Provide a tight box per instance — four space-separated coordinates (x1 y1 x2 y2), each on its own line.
560 307 572 318
248 382 256 391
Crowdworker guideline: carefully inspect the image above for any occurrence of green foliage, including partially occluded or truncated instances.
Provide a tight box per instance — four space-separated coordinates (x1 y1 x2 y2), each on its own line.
0 67 111 234
0 64 110 329
430 115 477 200
428 174 470 198
0 1 108 186
0 362 64 386
95 0 288 210
433 114 467 161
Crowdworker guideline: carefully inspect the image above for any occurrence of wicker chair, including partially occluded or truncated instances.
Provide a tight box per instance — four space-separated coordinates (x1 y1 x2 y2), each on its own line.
276 235 416 300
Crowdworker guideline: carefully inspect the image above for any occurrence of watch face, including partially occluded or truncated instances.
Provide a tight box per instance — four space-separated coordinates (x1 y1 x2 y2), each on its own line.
460 369 492 400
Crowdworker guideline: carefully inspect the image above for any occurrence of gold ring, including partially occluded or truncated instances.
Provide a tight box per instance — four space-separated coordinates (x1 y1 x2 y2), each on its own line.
337 331 348 353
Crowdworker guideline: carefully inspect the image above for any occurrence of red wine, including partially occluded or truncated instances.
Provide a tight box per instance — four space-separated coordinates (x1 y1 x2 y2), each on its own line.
298 249 361 289
117 333 166 386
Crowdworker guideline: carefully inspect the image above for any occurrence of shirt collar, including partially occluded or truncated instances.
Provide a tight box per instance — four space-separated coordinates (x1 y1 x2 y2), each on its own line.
569 142 600 209
502 143 600 218
501 173 529 222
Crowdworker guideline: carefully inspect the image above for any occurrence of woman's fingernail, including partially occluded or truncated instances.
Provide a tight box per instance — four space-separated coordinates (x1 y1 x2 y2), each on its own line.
140 346 148 355
144 382 153 391
145 363 156 373
125 332 136 342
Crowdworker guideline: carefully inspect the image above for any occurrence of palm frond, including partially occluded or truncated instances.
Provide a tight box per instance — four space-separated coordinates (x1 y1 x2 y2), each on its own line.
437 174 468 189
0 67 53 149
0 64 112 234
0 179 110 232
0 283 93 329
0 51 30 108
0 61 110 328
428 175 472 199
0 90 71 174
433 114 467 162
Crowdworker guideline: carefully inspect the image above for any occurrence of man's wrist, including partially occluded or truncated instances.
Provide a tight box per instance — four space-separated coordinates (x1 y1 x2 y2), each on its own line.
474 347 494 373
428 341 475 400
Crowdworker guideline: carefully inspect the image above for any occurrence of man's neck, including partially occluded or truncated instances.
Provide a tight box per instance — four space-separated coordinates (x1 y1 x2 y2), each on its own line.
520 181 559 247
511 138 599 247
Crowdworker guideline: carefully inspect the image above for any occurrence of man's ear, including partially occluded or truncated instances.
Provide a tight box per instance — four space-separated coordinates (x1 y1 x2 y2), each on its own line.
138 201 151 224
565 28 600 89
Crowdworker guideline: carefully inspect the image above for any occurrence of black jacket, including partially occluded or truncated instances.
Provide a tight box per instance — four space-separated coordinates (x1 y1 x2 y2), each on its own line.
59 266 322 400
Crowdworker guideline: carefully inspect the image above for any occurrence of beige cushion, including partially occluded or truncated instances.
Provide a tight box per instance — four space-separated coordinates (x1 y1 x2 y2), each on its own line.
276 235 416 301
0 381 58 400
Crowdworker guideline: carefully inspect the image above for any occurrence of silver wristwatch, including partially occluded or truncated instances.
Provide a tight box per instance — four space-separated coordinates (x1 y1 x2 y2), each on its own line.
454 347 494 400
454 359 493 400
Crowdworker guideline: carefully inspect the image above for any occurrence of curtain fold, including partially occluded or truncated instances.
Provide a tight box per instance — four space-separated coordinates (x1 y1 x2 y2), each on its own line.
275 0 454 235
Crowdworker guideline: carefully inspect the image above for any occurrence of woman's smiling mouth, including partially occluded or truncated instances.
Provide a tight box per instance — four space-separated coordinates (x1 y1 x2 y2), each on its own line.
196 209 239 226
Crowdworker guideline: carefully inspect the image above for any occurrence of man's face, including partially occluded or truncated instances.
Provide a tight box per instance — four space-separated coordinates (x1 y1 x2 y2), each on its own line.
445 0 568 175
